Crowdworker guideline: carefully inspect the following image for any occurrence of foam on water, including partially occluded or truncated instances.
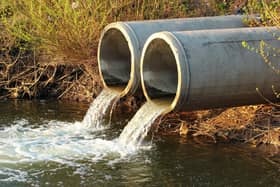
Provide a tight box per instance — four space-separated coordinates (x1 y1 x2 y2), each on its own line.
0 118 127 182
0 90 168 183
0 122 114 163
0 89 122 182
0 89 123 164
0 168 28 182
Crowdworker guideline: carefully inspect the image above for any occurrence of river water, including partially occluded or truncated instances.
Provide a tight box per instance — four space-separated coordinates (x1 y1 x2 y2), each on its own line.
0 100 279 186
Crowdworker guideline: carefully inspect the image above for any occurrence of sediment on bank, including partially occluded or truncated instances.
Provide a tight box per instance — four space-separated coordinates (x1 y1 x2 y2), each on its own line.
152 105 279 146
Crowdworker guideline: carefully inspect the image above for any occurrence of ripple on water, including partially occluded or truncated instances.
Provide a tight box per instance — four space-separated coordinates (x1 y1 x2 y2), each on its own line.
0 91 179 186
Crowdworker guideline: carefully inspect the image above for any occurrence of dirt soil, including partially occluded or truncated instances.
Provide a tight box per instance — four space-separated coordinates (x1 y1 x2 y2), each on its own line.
154 104 280 148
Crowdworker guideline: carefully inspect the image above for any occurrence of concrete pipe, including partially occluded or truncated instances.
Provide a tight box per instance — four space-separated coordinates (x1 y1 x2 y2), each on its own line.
98 15 249 97
141 27 280 114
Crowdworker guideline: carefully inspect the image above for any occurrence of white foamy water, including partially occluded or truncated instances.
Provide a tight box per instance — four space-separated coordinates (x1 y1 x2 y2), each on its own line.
118 102 166 150
0 119 124 183
82 89 120 129
0 89 122 165
0 90 168 183
0 168 28 182
0 89 122 182
0 120 123 165
0 98 166 166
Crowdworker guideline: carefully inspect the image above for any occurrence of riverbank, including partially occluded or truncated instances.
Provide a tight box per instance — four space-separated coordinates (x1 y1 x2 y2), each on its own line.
0 0 250 100
155 105 279 148
0 0 279 149
0 99 279 186
106 95 280 150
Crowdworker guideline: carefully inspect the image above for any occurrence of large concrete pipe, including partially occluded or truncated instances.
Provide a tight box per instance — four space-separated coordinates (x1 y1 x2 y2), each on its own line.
98 15 249 97
141 27 280 114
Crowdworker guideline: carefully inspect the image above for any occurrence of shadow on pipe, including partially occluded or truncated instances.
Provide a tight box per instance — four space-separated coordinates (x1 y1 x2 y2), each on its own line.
98 15 249 97
141 27 280 114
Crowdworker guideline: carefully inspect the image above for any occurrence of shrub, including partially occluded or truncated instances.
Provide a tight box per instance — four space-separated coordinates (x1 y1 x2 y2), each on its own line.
243 0 279 104
1 0 189 67
0 0 241 99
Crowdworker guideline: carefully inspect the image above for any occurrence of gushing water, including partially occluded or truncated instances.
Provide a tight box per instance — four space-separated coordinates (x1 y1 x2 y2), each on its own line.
0 118 128 183
82 89 120 129
0 100 279 186
118 102 167 150
0 90 169 183
0 89 122 164
0 89 123 182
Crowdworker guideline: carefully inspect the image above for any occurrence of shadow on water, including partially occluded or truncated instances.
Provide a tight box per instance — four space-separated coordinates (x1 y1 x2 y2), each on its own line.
0 99 89 126
0 100 279 186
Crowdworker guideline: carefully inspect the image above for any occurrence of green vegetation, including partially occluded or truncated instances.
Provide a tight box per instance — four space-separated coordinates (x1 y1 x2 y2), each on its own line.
0 0 188 66
0 0 278 101
0 0 238 99
0 0 240 66
0 0 279 148
243 0 279 105
245 0 280 26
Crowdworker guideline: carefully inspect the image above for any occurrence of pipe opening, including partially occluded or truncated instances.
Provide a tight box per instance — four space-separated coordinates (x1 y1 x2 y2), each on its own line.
142 38 178 106
99 28 131 92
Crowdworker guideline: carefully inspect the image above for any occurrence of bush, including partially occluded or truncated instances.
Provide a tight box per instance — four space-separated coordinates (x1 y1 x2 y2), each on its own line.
0 0 189 66
243 0 279 25
243 0 279 104
0 0 240 100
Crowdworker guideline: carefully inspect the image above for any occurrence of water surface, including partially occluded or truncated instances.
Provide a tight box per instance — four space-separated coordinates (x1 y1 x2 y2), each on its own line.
0 100 279 187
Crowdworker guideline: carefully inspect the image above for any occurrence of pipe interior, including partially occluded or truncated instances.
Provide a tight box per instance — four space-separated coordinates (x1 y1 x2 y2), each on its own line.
142 39 178 105
99 28 131 91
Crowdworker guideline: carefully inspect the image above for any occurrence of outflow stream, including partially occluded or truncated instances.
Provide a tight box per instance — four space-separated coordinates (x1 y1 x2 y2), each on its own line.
0 90 168 184
118 102 167 150
0 100 279 186
82 89 120 129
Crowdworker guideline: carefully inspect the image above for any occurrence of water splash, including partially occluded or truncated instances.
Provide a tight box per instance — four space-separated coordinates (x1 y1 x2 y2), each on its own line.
118 102 167 150
0 117 124 183
0 119 132 165
0 168 28 182
0 101 167 166
82 89 120 129
0 91 169 183
0 89 123 167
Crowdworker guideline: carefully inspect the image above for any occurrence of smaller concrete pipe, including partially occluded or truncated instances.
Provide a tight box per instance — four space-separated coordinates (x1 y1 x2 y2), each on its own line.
98 15 248 97
141 27 280 114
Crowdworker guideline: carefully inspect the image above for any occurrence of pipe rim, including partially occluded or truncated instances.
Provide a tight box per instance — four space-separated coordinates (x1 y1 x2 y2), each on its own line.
140 32 190 114
98 22 140 97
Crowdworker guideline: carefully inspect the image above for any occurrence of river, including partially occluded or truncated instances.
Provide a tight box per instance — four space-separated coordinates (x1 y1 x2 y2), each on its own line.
0 100 279 186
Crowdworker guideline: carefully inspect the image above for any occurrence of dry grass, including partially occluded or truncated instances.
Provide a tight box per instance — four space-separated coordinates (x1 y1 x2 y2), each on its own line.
154 105 280 148
0 21 90 99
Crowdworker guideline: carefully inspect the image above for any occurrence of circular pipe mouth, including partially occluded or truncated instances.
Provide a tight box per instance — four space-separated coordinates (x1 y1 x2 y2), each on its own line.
98 23 139 97
141 32 190 114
